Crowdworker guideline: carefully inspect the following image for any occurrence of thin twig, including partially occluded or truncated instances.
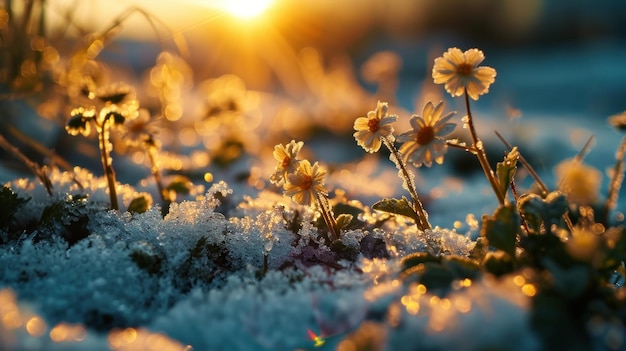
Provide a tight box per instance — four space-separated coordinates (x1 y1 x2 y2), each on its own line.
603 136 626 225
96 6 189 59
382 136 431 231
0 134 53 195
446 140 471 152
98 117 119 210
574 135 596 162
7 125 73 171
510 178 531 235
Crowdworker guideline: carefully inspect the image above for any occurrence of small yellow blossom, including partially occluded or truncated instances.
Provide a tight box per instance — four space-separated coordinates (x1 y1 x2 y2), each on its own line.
284 160 328 206
555 159 601 206
432 48 496 101
122 108 160 146
270 140 304 186
566 226 600 263
93 83 140 125
608 111 626 132
397 101 456 167
353 101 397 153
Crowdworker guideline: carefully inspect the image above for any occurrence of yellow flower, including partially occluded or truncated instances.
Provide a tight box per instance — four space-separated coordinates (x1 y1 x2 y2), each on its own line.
566 226 600 263
432 48 496 101
122 108 160 146
95 83 140 125
284 160 328 206
397 101 456 167
270 140 304 186
555 159 601 206
608 111 626 132
353 101 397 153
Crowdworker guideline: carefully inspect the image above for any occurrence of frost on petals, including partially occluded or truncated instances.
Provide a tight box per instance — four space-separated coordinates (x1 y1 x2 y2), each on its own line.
396 101 456 167
432 48 496 101
270 140 304 186
283 160 328 206
555 159 601 206
353 100 397 153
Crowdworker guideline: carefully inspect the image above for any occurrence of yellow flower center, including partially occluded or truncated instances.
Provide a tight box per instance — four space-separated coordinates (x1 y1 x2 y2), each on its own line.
368 118 380 132
301 174 312 190
456 63 474 76
417 126 435 145
281 156 291 168
128 121 146 134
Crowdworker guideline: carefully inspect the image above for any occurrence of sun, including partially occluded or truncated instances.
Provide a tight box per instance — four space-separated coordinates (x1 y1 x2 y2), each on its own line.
199 0 275 20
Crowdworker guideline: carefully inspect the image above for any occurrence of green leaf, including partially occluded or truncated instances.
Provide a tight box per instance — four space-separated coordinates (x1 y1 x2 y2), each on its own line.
518 191 569 233
191 236 206 257
372 197 419 222
542 259 591 299
0 186 29 229
517 193 545 232
130 250 163 275
469 236 489 261
442 256 481 279
496 147 519 199
166 175 193 195
483 251 515 276
39 195 91 246
66 114 86 129
400 252 441 272
97 91 129 104
335 214 353 230
127 195 151 214
333 202 365 229
111 112 126 125
481 204 520 257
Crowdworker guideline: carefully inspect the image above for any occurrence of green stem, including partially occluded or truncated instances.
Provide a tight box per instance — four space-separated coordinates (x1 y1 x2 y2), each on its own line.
146 141 167 204
98 117 119 210
147 143 170 216
382 136 431 231
463 89 505 205
604 136 626 225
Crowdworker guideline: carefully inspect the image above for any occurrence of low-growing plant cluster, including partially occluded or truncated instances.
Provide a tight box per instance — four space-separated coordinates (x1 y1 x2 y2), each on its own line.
1 3 626 350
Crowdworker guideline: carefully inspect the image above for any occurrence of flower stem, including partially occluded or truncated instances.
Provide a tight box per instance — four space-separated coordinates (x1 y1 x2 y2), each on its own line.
604 136 626 224
146 141 168 204
382 136 431 231
463 89 505 205
315 192 339 242
98 117 119 210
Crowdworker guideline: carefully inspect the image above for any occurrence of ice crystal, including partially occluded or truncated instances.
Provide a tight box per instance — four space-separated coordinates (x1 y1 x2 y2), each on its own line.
461 115 470 128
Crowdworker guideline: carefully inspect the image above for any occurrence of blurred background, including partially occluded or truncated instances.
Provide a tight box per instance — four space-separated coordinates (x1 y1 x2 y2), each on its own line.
14 0 626 112
2 0 626 225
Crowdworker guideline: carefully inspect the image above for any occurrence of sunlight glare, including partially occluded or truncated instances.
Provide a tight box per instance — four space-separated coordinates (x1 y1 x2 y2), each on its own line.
200 0 275 20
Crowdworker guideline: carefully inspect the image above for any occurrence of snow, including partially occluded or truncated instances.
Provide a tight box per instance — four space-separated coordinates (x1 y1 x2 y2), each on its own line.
2 100 626 349
0 167 546 351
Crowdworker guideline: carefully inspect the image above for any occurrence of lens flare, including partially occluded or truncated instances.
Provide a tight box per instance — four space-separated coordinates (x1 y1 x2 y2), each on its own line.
198 0 274 19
